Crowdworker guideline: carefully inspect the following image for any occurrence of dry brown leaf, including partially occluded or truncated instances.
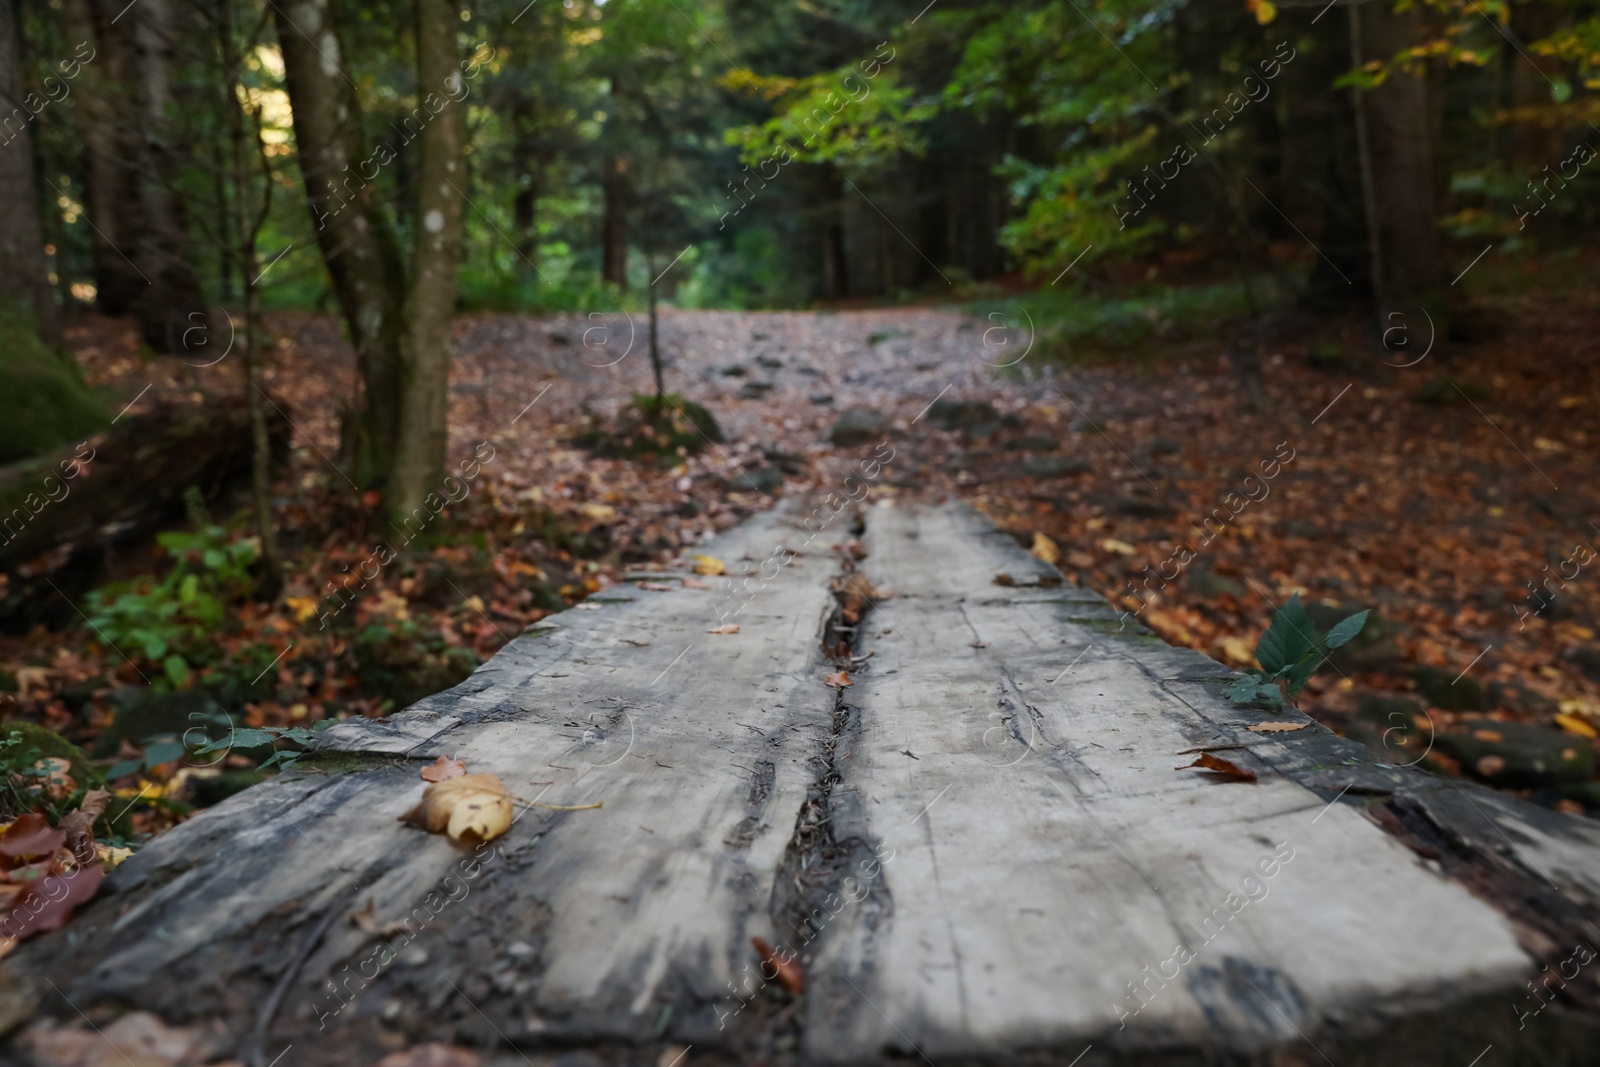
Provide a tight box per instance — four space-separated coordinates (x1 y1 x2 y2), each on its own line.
58 789 110 866
707 624 740 634
32 759 76 801
1246 722 1308 733
1030 531 1060 565
751 936 805 994
0 813 66 858
420 756 468 782
1177 752 1258 782
637 581 675 591
400 773 513 843
824 670 851 689
682 576 711 589
376 1044 480 1067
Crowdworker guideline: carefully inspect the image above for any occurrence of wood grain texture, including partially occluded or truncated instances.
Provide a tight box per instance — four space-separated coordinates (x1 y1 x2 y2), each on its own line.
5 500 1600 1066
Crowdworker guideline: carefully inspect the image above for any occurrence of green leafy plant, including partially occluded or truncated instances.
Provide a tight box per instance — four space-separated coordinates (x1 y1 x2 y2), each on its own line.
1226 594 1369 709
84 525 258 688
192 719 339 772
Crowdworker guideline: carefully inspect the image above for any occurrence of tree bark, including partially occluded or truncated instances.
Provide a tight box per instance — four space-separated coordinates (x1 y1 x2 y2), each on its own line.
129 0 207 353
386 0 465 522
601 156 629 289
271 0 407 489
1507 1 1568 174
1351 1 1444 306
0 0 61 346
68 0 145 317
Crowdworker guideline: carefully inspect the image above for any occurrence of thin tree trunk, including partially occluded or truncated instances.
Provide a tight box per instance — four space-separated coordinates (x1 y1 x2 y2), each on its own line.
223 0 281 598
387 0 465 521
0 0 60 346
1508 1 1568 174
271 0 407 489
1352 1 1443 306
601 156 629 289
130 0 206 353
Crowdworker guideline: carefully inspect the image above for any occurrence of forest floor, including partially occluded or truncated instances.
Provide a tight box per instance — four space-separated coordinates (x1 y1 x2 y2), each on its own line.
6 261 1600 842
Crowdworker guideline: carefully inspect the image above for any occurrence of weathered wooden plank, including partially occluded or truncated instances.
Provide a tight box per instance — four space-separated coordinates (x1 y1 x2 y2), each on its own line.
0 503 851 1058
805 502 1586 1063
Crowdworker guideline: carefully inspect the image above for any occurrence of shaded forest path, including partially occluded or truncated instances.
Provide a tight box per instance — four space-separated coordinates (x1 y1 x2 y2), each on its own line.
9 499 1600 1066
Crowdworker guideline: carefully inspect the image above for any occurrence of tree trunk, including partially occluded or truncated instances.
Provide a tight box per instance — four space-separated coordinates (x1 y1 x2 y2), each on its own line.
1351 1 1443 306
1507 1 1568 174
129 0 206 353
386 0 465 522
821 165 848 300
271 0 407 489
511 100 539 273
69 0 146 317
601 156 629 289
0 1 61 346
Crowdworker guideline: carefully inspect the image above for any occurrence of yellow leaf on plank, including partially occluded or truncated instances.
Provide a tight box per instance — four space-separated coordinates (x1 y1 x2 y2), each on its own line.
400 773 513 843
1030 532 1060 565
1246 722 1308 733
691 554 726 576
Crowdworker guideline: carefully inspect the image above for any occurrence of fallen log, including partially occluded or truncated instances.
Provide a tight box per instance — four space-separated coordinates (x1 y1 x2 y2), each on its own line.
1 501 1597 1066
0 397 290 628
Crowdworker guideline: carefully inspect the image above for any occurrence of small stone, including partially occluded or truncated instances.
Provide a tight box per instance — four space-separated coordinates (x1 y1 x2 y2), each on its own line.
718 364 747 377
724 467 784 493
756 355 782 369
1021 456 1092 479
809 393 834 405
829 409 887 446
926 398 999 430
738 381 775 399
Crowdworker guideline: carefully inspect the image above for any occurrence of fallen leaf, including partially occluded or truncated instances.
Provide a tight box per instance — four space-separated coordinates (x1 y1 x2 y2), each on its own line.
1030 531 1060 565
707 624 740 634
691 554 726 576
824 670 851 689
0 813 66 859
1177 753 1257 782
580 502 619 523
96 843 134 868
751 936 805 994
1476 754 1506 777
285 596 320 623
1246 722 1308 733
1555 712 1598 739
400 773 513 843
992 573 1016 586
58 789 110 865
420 756 468 782
1100 537 1137 556
637 582 675 591
682 576 711 589
32 758 75 800
375 1046 480 1067
4 864 104 940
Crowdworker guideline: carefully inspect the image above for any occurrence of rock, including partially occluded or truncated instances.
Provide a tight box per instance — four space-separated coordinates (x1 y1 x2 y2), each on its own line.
1412 665 1486 712
1022 456 1092 479
829 409 887 447
718 364 747 377
809 393 834 405
756 355 783 369
93 690 228 757
927 398 999 430
738 381 775 399
1564 645 1600 682
1110 493 1179 518
1486 680 1560 718
1187 562 1245 600
724 467 784 493
1005 435 1059 452
1305 601 1406 675
1435 720 1594 789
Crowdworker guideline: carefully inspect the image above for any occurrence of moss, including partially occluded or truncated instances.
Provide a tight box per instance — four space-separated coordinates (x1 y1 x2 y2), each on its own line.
292 750 404 776
0 303 107 463
0 720 102 790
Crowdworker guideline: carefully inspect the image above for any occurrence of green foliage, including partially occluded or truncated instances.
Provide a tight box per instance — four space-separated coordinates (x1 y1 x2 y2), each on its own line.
972 280 1262 360
85 525 259 689
192 719 339 773
1226 594 1368 709
723 67 935 173
0 302 107 463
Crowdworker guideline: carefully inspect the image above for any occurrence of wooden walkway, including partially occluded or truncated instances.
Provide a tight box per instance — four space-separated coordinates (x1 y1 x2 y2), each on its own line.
4 501 1600 1066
